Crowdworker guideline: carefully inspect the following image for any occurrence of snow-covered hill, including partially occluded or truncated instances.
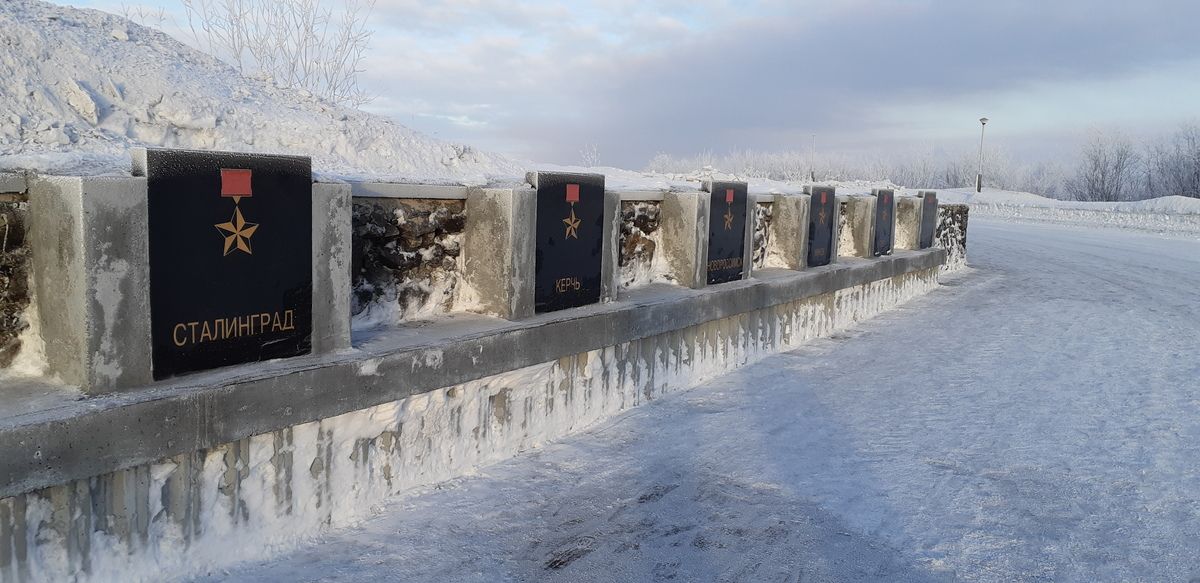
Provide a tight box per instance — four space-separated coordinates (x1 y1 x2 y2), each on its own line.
0 0 522 183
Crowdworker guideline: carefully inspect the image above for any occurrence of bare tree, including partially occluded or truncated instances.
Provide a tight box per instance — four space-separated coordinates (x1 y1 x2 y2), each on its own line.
1065 131 1142 202
120 4 171 29
181 0 375 107
1145 124 1200 199
580 144 601 167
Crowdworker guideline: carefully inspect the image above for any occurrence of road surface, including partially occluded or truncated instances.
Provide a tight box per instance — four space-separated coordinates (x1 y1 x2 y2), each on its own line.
204 220 1200 582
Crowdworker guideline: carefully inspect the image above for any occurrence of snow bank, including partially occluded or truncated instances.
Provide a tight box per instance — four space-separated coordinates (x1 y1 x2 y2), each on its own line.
939 188 1200 236
0 0 522 183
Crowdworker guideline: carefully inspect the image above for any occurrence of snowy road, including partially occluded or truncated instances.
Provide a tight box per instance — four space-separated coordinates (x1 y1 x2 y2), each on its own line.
207 220 1200 583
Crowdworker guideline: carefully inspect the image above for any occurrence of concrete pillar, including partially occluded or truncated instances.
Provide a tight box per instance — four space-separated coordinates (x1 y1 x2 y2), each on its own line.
837 195 876 259
765 194 810 270
460 187 536 320
312 183 352 353
660 191 709 289
27 176 153 393
895 195 922 250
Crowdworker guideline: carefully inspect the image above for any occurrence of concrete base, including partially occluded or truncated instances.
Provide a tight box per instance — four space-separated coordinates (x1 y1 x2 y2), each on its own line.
0 249 944 581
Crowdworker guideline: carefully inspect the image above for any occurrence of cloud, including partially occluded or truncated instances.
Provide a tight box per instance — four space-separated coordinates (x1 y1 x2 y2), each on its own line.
66 0 1200 167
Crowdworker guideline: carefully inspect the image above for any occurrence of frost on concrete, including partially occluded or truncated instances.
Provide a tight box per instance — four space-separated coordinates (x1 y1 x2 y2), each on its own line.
0 267 941 583
618 201 671 289
351 199 465 328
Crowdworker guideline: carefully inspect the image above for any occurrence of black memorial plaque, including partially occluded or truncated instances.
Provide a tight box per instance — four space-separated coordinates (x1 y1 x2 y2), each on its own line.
706 181 748 284
873 189 895 257
807 186 837 267
141 148 312 379
534 172 605 313
919 191 938 249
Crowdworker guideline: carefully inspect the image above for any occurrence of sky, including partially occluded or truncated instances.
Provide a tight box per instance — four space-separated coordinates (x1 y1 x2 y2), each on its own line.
61 0 1200 168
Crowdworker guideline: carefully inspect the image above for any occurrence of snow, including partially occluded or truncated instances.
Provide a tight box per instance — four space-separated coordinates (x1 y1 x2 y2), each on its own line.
0 0 522 184
941 188 1200 237
205 220 1200 582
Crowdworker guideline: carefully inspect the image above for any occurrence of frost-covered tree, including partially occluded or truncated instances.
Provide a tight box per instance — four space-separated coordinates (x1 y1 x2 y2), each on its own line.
1065 130 1142 202
1144 124 1200 199
181 0 375 106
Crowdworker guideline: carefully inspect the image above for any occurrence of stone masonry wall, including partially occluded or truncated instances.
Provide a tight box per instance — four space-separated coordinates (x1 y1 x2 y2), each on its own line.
936 204 969 272
753 202 772 269
0 199 29 367
618 201 665 288
351 198 465 325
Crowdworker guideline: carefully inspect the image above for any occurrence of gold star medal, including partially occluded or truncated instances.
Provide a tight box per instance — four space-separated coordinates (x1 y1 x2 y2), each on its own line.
563 183 582 239
215 206 259 256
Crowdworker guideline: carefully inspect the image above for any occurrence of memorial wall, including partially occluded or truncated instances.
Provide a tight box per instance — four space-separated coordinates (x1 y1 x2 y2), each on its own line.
0 152 968 582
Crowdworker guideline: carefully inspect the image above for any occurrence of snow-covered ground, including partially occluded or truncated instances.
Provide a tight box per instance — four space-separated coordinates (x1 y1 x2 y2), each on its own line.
195 220 1200 582
941 188 1200 237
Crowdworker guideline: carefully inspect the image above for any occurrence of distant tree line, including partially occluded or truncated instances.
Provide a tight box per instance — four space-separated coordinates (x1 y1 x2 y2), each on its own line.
643 123 1200 202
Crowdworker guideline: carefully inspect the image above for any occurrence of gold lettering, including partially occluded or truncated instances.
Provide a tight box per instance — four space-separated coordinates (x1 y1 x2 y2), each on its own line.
707 257 743 271
171 310 303 347
554 277 582 293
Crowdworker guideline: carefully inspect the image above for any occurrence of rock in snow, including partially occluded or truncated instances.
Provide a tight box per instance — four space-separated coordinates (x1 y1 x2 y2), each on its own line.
0 0 523 183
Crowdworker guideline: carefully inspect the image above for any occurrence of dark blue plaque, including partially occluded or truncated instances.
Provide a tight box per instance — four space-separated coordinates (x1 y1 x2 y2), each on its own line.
873 189 895 257
706 181 748 284
807 186 836 267
919 191 938 249
533 172 605 313
139 148 313 380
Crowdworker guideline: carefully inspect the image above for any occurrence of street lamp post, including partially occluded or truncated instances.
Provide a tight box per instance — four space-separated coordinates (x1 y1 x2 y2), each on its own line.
976 117 989 193
809 133 817 182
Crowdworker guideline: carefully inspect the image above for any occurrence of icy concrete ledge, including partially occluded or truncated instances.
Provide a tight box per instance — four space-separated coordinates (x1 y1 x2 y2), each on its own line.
0 248 942 498
0 248 943 582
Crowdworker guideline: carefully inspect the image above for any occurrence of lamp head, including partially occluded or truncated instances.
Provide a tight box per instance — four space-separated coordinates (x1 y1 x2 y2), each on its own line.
980 117 989 125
